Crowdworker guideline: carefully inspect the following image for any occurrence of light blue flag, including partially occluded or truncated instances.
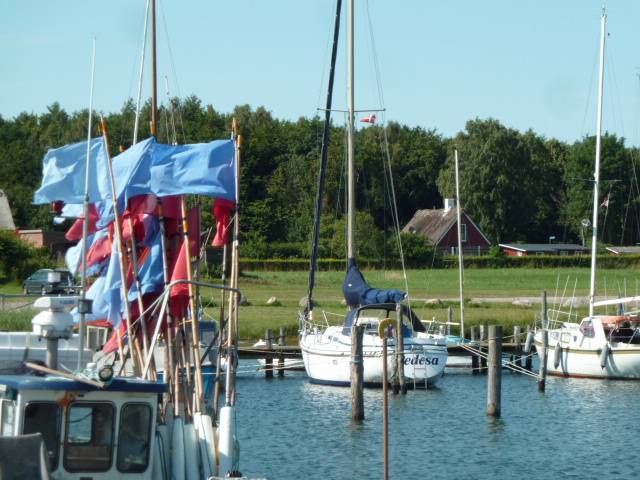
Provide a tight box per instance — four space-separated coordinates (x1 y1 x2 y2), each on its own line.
72 275 109 323
101 242 124 327
33 138 110 205
128 228 164 302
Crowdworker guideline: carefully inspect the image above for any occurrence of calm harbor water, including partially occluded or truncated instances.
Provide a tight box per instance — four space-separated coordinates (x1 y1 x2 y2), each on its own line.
234 361 639 480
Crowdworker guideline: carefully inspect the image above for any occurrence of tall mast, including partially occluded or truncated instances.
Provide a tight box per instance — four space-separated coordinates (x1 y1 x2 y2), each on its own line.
306 0 342 314
150 0 158 137
346 0 355 261
454 149 465 338
77 37 97 370
588 11 606 318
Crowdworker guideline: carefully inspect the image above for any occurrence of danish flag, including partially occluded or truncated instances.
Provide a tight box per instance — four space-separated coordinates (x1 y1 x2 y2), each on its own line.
360 114 377 124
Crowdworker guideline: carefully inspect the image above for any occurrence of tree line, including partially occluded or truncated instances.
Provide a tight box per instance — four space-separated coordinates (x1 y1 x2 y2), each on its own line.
1 96 640 262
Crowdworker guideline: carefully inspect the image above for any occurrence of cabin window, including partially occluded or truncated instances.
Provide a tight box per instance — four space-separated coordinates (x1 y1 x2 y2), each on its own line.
461 223 467 242
64 402 114 472
117 403 152 473
1 399 15 436
23 402 61 471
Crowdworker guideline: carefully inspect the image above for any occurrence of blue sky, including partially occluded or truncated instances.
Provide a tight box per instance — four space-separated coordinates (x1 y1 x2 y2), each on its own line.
2 1 640 145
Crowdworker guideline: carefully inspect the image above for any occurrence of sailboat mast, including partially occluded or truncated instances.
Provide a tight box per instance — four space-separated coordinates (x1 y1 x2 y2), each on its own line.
346 0 355 261
588 11 606 318
77 38 97 370
150 0 158 137
306 0 342 314
454 149 465 338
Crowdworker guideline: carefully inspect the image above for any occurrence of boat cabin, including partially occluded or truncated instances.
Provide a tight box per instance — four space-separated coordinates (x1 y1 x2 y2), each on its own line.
344 303 427 336
0 375 166 479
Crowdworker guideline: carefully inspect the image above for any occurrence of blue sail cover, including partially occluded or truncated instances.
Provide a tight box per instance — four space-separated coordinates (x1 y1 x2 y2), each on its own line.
342 259 406 307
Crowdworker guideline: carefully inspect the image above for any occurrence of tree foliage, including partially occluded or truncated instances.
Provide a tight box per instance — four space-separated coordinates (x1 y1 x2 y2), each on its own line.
2 100 640 266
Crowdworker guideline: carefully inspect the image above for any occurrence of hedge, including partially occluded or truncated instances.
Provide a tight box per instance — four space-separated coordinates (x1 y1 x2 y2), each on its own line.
240 254 640 271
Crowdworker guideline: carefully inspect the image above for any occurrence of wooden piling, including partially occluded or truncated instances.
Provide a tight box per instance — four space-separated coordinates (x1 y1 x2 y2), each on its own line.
525 325 533 371
351 325 364 422
382 335 389 480
538 329 548 392
265 329 273 378
480 324 487 375
278 326 285 377
487 326 502 417
514 325 522 369
470 326 479 374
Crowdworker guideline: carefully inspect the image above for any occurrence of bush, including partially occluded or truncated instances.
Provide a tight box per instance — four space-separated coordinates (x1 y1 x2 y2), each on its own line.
0 230 55 281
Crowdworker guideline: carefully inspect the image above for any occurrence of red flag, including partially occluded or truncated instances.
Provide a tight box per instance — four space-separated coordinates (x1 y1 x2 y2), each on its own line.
86 232 112 267
212 198 235 247
65 204 100 241
360 114 376 124
600 193 610 208
169 241 189 318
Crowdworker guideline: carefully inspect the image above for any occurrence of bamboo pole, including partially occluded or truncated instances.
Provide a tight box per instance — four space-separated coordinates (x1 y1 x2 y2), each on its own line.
180 197 204 412
100 116 142 376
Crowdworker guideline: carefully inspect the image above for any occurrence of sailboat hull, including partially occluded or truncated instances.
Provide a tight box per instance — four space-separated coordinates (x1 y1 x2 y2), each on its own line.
300 327 447 387
534 327 640 380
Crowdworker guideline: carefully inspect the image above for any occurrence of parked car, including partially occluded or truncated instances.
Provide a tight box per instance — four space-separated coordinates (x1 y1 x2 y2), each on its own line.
22 268 76 295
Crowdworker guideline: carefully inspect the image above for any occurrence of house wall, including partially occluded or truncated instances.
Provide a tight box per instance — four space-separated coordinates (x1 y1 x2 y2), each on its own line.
437 213 491 253
18 230 71 257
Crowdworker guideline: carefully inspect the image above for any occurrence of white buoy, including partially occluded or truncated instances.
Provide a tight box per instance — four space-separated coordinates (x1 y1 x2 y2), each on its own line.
156 423 171 477
184 422 201 480
600 343 610 369
171 416 186 480
524 331 534 353
194 412 216 479
553 342 562 369
218 405 237 476
152 430 167 480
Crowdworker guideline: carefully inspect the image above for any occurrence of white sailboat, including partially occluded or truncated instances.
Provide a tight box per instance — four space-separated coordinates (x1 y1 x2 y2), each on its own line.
299 0 447 388
534 11 640 380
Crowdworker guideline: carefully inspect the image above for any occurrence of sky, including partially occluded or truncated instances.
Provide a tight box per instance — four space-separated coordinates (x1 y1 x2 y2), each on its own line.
2 1 640 145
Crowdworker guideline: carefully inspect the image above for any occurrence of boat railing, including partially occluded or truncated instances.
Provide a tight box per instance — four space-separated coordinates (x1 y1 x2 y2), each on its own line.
545 308 581 329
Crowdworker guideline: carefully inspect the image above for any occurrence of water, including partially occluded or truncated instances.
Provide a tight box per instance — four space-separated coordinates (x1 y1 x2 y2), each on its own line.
234 361 639 479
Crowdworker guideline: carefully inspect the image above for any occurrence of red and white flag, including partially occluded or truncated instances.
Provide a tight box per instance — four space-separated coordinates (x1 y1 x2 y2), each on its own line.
360 114 376 124
600 193 611 208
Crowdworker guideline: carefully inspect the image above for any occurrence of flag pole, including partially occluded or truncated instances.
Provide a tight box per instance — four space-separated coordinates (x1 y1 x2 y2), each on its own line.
100 116 143 376
180 196 204 411
77 37 96 371
225 119 241 407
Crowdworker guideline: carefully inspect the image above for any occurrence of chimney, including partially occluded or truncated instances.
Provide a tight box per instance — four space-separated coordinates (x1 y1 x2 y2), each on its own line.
443 198 456 212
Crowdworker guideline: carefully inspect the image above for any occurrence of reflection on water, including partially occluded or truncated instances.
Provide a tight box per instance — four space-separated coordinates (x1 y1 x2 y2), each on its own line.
234 361 640 479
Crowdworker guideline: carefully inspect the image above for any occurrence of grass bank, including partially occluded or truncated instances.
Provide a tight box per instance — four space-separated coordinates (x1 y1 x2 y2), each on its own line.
2 268 637 340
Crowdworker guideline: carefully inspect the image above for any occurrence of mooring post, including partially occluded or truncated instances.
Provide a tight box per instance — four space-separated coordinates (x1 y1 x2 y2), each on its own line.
278 325 285 377
514 325 522 369
447 306 453 336
382 334 389 480
480 324 487 375
525 325 533 371
538 329 548 392
487 325 502 417
265 328 273 379
351 324 364 422
470 326 479 374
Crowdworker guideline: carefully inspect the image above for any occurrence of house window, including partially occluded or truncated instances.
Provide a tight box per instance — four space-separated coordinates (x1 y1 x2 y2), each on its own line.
64 402 114 472
117 403 152 473
461 224 467 243
23 402 61 471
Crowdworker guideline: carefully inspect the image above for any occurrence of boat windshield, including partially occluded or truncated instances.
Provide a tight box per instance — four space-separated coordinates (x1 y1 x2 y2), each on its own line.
64 402 114 472
23 402 61 471
116 403 152 473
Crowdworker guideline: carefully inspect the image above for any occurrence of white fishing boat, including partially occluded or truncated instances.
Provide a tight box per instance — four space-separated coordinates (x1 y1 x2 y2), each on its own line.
299 0 447 388
534 11 640 380
0 1 248 478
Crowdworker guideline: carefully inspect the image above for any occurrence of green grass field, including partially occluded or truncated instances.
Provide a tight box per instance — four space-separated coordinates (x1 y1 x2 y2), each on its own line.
2 267 638 340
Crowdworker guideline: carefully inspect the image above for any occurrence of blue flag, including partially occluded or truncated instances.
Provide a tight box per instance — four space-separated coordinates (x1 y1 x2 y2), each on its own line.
34 138 110 205
128 228 164 302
